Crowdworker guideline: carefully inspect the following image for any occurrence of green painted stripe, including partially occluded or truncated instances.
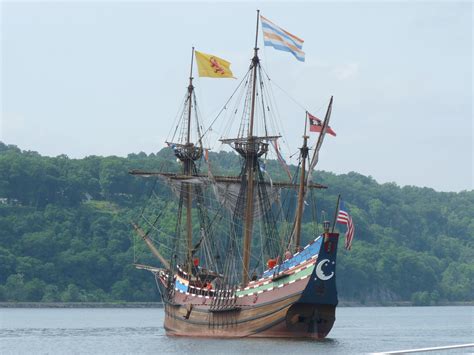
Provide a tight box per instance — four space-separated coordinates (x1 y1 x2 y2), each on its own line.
236 264 315 297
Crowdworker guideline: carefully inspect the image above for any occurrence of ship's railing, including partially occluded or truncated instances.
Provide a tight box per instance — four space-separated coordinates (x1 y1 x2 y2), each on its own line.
187 284 215 297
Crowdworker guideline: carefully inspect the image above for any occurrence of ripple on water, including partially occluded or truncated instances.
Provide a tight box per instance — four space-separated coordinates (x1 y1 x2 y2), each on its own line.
0 307 472 354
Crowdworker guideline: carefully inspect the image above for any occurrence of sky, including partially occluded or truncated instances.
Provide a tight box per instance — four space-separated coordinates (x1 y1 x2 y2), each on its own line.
1 1 472 192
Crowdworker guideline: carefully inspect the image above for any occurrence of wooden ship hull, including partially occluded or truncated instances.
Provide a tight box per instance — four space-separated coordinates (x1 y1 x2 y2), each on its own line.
154 233 339 338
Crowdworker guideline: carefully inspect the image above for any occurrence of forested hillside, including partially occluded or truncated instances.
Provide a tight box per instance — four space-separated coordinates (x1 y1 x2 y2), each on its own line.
0 142 472 304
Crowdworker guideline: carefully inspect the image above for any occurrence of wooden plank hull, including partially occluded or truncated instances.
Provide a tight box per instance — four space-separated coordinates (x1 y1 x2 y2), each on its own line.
160 233 340 338
164 301 336 338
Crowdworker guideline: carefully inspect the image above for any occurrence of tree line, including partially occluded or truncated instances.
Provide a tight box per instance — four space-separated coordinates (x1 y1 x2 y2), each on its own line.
0 142 472 304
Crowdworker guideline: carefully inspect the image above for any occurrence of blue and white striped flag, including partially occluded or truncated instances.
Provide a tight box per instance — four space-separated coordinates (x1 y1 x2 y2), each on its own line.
260 15 305 62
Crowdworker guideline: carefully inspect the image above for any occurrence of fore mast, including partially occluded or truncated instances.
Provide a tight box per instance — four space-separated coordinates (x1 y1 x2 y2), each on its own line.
184 47 196 273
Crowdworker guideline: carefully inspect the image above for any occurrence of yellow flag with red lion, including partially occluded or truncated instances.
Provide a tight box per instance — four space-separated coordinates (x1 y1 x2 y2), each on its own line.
195 51 234 78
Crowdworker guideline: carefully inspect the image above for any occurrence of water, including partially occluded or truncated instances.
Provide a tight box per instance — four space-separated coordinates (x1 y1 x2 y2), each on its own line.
0 306 472 354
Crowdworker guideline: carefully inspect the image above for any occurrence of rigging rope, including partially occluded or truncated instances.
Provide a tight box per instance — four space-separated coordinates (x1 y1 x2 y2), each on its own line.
201 70 251 139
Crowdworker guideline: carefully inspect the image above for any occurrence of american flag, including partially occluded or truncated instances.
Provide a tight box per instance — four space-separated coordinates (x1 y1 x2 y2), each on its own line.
337 200 355 250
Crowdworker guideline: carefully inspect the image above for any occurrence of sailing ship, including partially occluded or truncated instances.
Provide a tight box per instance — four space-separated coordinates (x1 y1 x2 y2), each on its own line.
130 11 340 338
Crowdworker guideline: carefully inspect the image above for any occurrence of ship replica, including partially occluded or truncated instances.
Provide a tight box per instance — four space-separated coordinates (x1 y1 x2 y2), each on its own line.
130 12 340 338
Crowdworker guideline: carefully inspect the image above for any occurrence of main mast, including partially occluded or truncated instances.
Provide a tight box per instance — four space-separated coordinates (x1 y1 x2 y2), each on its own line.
242 10 260 285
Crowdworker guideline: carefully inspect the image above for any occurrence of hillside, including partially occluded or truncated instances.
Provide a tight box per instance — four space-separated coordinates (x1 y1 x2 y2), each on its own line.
0 142 472 304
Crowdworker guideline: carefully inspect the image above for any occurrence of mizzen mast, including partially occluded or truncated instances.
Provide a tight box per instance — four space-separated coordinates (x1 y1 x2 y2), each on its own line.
293 114 309 250
293 97 334 250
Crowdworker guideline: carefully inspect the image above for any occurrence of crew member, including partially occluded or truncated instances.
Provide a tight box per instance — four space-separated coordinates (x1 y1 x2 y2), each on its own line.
267 258 277 269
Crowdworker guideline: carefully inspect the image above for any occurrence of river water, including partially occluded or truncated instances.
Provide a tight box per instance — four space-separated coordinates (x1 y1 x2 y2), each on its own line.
0 306 472 354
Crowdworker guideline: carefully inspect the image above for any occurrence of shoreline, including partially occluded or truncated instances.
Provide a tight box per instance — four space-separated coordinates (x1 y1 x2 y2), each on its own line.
1 301 472 308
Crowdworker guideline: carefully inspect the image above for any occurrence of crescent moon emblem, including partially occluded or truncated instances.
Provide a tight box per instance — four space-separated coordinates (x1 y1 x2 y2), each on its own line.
315 259 334 281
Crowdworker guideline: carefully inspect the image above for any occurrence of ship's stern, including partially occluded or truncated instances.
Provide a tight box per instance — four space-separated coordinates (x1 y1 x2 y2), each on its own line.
285 232 339 338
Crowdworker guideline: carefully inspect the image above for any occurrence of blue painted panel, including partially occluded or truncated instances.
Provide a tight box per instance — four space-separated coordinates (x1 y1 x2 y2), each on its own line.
262 236 323 278
175 279 188 293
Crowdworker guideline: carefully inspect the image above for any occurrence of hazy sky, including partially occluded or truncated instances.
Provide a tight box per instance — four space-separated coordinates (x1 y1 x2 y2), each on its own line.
1 1 472 192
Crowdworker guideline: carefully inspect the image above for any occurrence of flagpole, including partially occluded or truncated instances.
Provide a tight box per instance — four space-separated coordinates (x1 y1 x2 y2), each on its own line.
189 47 195 83
186 47 195 145
331 194 341 233
248 9 260 136
254 9 260 52
304 111 308 136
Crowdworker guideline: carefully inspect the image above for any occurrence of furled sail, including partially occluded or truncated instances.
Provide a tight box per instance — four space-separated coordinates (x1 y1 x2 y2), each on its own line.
130 170 325 197
129 170 291 220
212 180 281 220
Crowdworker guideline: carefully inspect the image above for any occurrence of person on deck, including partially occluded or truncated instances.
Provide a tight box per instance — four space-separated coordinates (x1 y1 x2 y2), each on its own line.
267 258 277 269
192 257 200 274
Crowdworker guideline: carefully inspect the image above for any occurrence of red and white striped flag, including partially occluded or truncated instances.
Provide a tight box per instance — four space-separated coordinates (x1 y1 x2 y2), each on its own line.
337 200 355 250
